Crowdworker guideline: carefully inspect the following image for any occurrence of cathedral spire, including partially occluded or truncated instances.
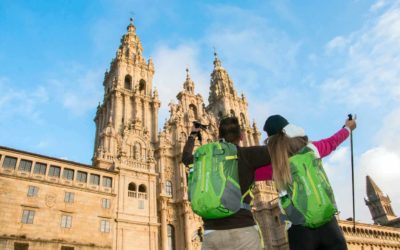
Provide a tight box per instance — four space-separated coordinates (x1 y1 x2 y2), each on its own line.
127 17 136 34
183 68 195 93
366 175 384 200
365 175 397 225
114 18 144 64
213 51 223 69
208 52 238 110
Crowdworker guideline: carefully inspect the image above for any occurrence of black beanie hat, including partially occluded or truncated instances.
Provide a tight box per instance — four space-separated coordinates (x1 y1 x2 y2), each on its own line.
263 115 289 136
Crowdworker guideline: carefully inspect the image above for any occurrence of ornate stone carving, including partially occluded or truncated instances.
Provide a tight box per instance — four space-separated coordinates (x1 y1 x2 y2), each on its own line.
45 193 57 208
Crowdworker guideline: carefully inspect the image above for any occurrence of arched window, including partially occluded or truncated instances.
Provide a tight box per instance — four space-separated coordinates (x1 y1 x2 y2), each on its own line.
128 182 137 198
166 181 173 196
167 224 175 250
139 184 146 193
128 182 137 191
125 75 132 90
138 184 147 199
139 79 146 94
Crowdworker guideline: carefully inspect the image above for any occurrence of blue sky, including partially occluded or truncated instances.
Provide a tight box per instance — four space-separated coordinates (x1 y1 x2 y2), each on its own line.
1 0 400 223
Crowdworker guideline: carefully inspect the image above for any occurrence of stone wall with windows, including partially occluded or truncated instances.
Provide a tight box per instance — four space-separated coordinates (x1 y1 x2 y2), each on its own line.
0 146 116 250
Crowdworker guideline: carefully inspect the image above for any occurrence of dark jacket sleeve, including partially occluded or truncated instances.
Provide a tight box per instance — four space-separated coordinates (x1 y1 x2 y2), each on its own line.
239 145 271 170
181 137 195 166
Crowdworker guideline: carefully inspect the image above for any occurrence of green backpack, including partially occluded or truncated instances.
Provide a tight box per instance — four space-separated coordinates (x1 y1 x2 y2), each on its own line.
188 141 247 219
280 144 337 228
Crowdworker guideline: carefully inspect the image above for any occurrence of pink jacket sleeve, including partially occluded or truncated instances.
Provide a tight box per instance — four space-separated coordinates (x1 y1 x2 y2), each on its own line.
312 127 350 158
254 128 350 181
255 163 273 181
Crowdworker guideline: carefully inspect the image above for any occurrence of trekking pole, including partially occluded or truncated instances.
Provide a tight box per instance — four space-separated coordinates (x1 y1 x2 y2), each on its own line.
348 114 356 232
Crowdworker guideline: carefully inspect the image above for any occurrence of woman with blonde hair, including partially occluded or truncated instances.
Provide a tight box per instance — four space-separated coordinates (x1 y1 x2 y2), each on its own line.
261 114 356 250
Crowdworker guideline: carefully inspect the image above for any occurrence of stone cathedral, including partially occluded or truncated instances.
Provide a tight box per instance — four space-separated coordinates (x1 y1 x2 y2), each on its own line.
0 20 399 250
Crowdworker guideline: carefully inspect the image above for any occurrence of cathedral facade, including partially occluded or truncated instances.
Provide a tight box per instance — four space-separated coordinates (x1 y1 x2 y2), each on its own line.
0 20 399 250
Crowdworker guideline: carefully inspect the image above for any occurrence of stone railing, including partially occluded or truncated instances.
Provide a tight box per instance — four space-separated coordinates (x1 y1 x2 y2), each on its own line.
127 191 147 199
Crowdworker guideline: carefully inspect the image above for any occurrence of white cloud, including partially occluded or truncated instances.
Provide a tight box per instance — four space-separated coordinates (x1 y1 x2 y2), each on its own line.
375 107 400 152
325 36 349 54
359 147 400 217
48 67 103 116
152 44 210 128
370 0 388 12
205 5 300 86
0 77 49 123
321 1 400 107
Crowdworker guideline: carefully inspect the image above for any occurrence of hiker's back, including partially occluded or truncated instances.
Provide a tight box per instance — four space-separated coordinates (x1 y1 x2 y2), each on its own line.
189 141 242 219
281 145 337 228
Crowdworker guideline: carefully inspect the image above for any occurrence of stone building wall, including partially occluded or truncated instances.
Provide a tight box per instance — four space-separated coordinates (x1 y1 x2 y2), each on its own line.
0 146 115 250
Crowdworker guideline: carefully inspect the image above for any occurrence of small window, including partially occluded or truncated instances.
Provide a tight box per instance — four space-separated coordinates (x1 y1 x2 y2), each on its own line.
27 186 39 197
166 181 172 196
128 182 136 191
138 200 144 209
19 159 32 172
139 79 146 93
64 192 74 203
103 177 112 188
101 198 111 209
33 162 47 175
61 247 74 250
61 215 72 228
3 156 17 169
48 165 61 177
124 75 132 90
14 242 29 250
100 220 110 233
167 225 176 250
21 210 35 224
76 171 87 183
62 168 74 180
139 184 146 193
90 174 100 185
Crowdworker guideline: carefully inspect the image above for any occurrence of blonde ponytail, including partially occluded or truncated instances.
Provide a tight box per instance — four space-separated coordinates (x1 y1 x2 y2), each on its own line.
267 134 308 191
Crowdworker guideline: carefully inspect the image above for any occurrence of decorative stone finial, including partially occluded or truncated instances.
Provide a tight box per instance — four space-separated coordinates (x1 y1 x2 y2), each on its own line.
186 68 190 80
213 49 222 68
127 17 136 32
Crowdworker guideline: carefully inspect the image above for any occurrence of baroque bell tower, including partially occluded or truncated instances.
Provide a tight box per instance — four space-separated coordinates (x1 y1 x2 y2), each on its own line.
206 53 260 146
93 19 160 250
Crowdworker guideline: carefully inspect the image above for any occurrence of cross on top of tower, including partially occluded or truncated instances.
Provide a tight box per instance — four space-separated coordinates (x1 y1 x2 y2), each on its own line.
127 17 136 33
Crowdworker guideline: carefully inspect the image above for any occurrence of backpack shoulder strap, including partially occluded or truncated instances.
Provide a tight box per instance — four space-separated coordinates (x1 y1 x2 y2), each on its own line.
306 143 320 158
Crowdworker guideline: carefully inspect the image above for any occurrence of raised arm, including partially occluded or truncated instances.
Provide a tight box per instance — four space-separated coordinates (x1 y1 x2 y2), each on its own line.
181 126 201 166
312 119 357 158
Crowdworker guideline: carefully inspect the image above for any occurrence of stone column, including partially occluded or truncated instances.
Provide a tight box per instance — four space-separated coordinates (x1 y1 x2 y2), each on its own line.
184 202 192 250
152 102 159 143
115 92 122 130
160 198 168 250
125 95 131 123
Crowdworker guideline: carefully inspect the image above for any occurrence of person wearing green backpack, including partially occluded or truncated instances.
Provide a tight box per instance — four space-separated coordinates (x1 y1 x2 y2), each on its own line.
263 114 356 250
182 116 271 250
